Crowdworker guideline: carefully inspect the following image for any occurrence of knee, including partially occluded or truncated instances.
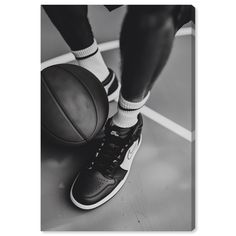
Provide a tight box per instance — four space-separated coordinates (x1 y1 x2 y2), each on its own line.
127 6 174 32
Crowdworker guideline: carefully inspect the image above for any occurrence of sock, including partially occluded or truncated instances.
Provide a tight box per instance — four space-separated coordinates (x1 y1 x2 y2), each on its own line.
112 92 150 128
72 39 109 82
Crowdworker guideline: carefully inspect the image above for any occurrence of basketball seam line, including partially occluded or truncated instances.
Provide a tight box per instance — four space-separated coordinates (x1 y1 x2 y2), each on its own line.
41 124 86 144
56 65 102 140
41 74 88 142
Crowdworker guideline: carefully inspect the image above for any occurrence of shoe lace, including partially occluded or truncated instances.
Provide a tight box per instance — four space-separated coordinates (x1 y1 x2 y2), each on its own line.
88 135 129 176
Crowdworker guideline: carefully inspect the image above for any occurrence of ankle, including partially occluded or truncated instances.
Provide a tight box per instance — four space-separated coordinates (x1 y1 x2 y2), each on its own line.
112 92 150 128
72 39 109 82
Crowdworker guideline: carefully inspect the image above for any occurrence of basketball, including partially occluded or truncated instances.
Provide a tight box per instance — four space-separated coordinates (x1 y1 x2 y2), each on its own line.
41 64 109 145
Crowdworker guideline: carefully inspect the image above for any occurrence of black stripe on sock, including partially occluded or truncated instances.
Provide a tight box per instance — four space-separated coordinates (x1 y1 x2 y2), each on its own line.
75 48 98 60
102 69 113 86
118 103 144 112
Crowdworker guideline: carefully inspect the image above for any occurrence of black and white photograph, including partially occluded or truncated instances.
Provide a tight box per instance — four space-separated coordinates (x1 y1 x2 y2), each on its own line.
3 0 236 235
41 4 195 231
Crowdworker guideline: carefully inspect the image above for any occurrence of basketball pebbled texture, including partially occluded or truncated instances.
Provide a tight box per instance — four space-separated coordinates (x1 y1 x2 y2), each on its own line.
41 64 109 145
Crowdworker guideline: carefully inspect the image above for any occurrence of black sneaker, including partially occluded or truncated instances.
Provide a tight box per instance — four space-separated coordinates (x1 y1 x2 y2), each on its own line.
102 69 121 102
70 114 143 210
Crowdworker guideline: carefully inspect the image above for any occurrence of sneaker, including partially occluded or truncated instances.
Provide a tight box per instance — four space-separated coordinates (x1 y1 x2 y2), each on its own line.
70 114 143 210
102 69 121 102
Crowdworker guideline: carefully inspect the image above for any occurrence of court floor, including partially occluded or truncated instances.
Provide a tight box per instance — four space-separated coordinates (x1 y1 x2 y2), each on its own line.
41 34 195 231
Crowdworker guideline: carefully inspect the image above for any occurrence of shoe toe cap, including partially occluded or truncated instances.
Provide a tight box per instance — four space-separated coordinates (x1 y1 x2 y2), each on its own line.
71 170 116 206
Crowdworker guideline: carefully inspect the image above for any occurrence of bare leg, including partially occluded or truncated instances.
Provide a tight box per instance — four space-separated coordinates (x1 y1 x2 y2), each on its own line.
112 5 194 127
43 5 93 50
120 6 176 102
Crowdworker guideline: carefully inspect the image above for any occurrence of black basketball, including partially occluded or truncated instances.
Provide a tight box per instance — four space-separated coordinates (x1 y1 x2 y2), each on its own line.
41 64 109 145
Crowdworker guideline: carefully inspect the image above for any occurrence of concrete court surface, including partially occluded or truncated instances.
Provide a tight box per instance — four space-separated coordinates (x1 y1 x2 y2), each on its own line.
41 34 195 231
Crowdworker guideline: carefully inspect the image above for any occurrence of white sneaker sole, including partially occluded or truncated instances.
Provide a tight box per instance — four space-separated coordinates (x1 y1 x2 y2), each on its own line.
70 135 142 210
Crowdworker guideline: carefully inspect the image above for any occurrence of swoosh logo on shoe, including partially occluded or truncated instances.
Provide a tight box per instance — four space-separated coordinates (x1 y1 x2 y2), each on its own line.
127 142 137 160
120 140 139 170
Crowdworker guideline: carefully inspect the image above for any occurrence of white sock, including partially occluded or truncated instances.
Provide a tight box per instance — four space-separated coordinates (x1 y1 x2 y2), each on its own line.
72 39 109 82
112 92 150 128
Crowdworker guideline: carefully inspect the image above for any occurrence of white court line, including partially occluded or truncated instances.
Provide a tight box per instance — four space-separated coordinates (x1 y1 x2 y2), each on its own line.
41 27 194 70
41 26 195 142
113 96 193 142
141 106 194 142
